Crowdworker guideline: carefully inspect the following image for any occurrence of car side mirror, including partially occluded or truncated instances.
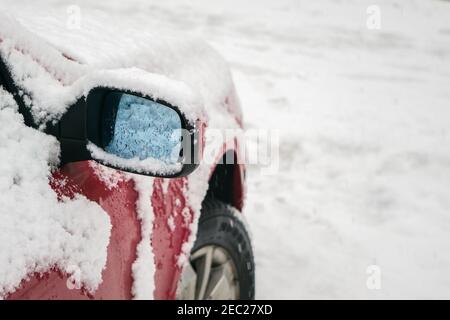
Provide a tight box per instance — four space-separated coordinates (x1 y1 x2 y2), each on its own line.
47 88 200 178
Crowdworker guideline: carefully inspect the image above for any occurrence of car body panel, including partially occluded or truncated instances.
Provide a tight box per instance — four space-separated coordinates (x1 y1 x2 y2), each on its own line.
1 14 246 299
7 142 245 299
6 161 193 300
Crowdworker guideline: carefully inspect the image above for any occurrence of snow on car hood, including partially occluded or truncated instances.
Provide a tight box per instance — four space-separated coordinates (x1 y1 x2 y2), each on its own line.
0 10 237 127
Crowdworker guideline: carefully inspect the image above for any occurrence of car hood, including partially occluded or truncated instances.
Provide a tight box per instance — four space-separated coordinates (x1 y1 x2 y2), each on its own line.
0 11 240 128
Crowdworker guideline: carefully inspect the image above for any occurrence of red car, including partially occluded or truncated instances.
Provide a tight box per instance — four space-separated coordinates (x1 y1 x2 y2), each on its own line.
0 19 254 300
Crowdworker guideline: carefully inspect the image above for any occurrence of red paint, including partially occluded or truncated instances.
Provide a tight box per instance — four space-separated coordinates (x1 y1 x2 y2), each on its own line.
151 178 192 299
6 161 197 299
7 162 141 299
5 91 245 300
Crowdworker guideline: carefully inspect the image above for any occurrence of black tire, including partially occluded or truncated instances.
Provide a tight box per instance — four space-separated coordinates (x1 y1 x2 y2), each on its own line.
191 198 255 300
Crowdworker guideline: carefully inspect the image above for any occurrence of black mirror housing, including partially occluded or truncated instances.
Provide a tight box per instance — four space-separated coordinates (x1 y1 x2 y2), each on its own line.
46 87 200 178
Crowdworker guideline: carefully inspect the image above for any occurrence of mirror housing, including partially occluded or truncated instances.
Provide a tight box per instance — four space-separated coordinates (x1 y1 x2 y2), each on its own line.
46 87 200 178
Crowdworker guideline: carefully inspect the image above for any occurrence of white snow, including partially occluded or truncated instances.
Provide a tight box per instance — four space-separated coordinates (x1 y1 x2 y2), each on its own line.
79 68 204 123
0 14 87 125
0 14 207 126
0 87 111 298
219 0 450 299
87 142 182 176
131 176 156 300
1 0 450 300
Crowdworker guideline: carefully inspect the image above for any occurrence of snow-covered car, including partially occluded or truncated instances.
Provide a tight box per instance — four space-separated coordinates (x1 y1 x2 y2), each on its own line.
0 14 254 300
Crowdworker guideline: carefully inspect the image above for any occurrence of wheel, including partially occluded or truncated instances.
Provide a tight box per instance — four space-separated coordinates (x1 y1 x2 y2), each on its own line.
178 198 255 300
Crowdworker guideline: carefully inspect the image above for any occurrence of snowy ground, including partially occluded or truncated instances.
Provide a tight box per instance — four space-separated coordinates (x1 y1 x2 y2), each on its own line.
2 0 450 299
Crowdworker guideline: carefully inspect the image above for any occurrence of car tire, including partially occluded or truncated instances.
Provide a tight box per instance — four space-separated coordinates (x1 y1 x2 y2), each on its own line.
189 198 255 300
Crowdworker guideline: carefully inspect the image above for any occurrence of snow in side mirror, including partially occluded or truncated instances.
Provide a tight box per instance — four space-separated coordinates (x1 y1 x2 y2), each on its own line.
48 88 200 178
